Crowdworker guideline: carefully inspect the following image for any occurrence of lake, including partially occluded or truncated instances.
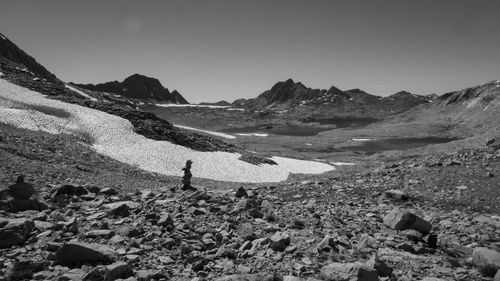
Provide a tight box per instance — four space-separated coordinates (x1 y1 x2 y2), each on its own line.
342 137 458 155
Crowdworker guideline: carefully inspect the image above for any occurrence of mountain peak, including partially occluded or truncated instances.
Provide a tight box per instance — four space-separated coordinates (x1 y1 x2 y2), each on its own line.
75 74 188 103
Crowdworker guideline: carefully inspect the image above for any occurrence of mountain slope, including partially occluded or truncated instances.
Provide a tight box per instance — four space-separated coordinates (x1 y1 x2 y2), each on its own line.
75 74 188 104
233 79 433 118
384 80 500 136
0 32 60 83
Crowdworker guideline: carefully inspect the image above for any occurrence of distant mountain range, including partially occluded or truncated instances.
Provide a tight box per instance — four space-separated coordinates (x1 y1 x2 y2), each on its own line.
231 78 435 118
74 74 188 104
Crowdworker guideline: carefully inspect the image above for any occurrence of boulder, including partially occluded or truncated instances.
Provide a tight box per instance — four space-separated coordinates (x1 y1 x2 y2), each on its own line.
384 189 408 201
0 218 35 248
105 261 133 280
235 187 248 198
55 242 116 266
366 253 392 277
472 247 500 277
215 274 277 281
383 208 431 235
157 214 174 227
320 262 379 281
269 231 290 251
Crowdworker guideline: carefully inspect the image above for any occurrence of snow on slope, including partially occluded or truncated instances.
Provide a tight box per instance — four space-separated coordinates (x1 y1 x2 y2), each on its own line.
0 79 334 182
174 124 236 139
65 84 98 101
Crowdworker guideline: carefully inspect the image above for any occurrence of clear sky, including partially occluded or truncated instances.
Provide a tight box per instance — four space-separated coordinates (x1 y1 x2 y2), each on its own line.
1 0 499 103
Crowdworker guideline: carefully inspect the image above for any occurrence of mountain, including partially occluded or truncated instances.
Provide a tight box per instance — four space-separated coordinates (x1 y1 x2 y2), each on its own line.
385 80 500 135
74 74 188 104
0 32 60 84
233 79 433 118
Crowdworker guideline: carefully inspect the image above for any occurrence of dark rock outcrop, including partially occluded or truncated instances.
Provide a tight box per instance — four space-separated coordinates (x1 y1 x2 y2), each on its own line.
75 73 189 103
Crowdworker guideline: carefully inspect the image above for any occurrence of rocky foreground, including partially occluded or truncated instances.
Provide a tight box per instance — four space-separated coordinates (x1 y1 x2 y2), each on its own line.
1 167 499 281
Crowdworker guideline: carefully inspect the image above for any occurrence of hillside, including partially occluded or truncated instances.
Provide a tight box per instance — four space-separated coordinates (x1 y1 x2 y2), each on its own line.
74 74 189 104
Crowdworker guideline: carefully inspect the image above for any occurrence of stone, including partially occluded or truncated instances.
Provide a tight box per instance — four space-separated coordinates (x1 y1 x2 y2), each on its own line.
215 274 276 281
494 270 500 281
383 208 431 235
99 187 118 195
472 247 500 277
157 214 174 227
283 276 304 281
0 218 35 248
421 278 445 281
105 261 133 280
238 223 255 241
55 242 116 266
136 269 168 281
85 229 115 238
51 184 88 197
317 234 337 252
235 187 248 198
384 189 408 201
366 253 392 277
320 262 379 281
269 231 290 252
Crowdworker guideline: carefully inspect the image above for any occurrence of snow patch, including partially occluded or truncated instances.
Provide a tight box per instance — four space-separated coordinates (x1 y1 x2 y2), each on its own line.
0 79 335 182
235 133 269 137
352 138 372 141
156 103 231 109
330 162 356 166
65 85 98 101
174 125 236 139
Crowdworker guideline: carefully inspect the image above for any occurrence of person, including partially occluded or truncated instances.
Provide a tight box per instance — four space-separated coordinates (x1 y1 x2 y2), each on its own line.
181 160 196 191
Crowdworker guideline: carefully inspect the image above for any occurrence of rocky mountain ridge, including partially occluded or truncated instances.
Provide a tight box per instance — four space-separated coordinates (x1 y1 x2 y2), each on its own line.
74 74 189 104
232 79 433 118
0 32 60 84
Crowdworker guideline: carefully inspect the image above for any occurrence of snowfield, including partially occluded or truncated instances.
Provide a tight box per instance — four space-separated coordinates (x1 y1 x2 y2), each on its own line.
0 79 334 182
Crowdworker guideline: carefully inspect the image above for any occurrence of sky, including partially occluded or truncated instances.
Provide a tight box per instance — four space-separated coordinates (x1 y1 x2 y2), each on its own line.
1 0 500 103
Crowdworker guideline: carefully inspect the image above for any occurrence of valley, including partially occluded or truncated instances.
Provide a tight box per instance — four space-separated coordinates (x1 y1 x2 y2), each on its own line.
1 28 500 281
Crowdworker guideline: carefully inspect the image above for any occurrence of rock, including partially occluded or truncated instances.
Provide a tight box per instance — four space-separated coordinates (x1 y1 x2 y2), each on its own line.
106 201 139 217
8 175 36 199
51 184 88 197
269 231 290 252
383 208 431 235
85 229 115 238
215 274 276 281
99 187 118 195
384 189 408 201
238 223 255 241
421 278 445 281
233 198 259 212
4 197 47 212
472 247 500 277
235 187 248 198
283 276 304 281
55 242 116 266
494 270 500 281
157 213 174 227
0 218 35 248
136 269 168 281
320 262 379 281
366 253 392 277
317 234 337 252
105 261 133 280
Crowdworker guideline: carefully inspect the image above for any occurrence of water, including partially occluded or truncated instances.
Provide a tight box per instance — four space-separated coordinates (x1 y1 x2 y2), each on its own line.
221 124 326 137
221 117 378 137
342 137 457 155
304 117 378 127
